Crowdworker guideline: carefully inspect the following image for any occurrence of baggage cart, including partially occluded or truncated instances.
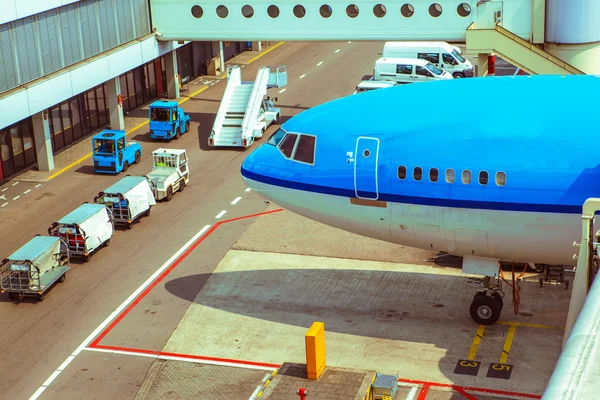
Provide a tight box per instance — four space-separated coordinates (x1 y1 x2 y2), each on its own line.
94 175 156 229
48 203 114 262
1 235 70 301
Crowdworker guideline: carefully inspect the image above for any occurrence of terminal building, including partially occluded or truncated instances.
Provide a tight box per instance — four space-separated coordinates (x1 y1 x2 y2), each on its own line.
0 0 255 183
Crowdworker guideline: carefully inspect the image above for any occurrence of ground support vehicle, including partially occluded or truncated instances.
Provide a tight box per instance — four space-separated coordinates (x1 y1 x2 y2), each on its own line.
94 176 156 229
0 235 70 301
146 148 190 201
48 203 114 262
92 130 142 174
148 100 191 140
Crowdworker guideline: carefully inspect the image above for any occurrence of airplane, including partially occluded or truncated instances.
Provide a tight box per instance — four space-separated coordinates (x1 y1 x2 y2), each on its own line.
240 74 600 326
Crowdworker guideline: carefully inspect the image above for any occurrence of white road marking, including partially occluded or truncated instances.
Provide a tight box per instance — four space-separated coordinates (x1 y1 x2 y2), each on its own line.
231 197 242 205
30 224 212 400
1 188 7 192
0 195 5 200
249 386 262 399
215 210 227 219
348 41 352 43
1 203 7 208
317 61 323 66
24 189 31 194
299 74 306 79
279 88 286 93
335 49 340 53
13 196 20 201
35 184 42 188
245 187 251 192
12 182 19 186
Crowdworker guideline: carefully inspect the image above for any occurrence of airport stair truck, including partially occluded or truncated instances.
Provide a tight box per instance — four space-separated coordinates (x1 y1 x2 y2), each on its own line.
148 100 191 140
92 129 142 174
0 235 70 301
208 64 287 148
93 175 156 229
48 203 115 262
146 148 190 202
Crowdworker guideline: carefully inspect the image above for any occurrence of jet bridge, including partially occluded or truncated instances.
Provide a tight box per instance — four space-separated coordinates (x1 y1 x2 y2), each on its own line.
208 65 287 148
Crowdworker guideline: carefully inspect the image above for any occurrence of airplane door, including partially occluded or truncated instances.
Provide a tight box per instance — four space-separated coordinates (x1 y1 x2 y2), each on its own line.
354 137 379 200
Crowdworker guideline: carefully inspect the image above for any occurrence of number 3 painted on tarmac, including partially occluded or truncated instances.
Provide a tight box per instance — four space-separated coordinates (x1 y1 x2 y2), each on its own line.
460 360 478 367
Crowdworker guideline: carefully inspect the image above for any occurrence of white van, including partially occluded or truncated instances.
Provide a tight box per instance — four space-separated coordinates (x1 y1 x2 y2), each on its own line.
373 57 453 84
382 41 474 78
353 79 397 94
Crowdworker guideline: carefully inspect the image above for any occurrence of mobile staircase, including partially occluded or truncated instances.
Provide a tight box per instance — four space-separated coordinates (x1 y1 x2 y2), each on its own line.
208 64 287 149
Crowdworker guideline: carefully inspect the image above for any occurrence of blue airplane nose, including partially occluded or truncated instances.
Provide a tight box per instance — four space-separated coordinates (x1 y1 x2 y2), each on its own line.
240 147 262 192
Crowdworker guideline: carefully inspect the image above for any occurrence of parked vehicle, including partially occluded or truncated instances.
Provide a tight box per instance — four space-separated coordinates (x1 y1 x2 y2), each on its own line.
1 235 70 301
382 41 474 78
94 176 156 229
353 79 397 94
48 203 114 262
373 57 453 84
146 148 190 201
148 100 192 140
92 130 142 174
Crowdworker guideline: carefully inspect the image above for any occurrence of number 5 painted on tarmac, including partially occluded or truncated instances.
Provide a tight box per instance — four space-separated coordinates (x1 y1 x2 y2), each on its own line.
492 364 511 371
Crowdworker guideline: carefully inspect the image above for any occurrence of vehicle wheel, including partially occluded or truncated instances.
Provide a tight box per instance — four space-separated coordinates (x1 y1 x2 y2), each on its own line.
127 222 134 230
175 127 181 139
104 239 111 247
186 121 190 133
59 273 66 283
470 295 501 325
123 161 129 172
491 292 504 310
534 264 545 273
145 207 151 217
453 73 464 78
84 254 91 263
179 180 186 193
38 293 46 301
135 151 141 164
166 186 173 201
8 292 16 300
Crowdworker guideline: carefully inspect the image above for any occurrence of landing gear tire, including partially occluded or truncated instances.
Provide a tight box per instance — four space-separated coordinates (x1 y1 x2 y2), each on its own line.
470 294 501 325
491 292 504 310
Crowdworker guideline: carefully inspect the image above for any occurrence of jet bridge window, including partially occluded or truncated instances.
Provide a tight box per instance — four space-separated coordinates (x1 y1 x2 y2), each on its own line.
278 133 298 158
413 167 422 181
429 168 438 182
462 170 472 184
479 171 489 185
293 134 316 164
496 171 506 186
397 166 407 179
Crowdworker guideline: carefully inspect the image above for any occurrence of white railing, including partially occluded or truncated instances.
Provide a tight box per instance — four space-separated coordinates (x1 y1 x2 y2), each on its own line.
240 67 270 139
212 65 242 137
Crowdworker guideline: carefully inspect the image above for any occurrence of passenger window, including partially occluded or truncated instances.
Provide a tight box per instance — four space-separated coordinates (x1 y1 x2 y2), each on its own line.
396 64 412 74
278 133 298 158
462 170 472 184
413 167 422 181
445 168 455 183
429 168 438 182
398 166 407 179
479 171 489 185
442 53 457 65
293 134 316 164
418 52 440 64
496 171 506 186
416 66 433 77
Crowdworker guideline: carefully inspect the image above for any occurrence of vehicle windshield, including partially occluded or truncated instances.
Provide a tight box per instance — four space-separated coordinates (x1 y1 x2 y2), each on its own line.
425 62 443 75
150 108 170 122
94 139 115 155
452 49 466 63
267 127 287 146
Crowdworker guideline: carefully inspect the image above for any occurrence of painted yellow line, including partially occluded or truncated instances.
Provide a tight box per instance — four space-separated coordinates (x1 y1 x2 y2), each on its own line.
498 321 563 330
247 41 285 64
467 325 486 360
499 322 517 364
47 42 285 180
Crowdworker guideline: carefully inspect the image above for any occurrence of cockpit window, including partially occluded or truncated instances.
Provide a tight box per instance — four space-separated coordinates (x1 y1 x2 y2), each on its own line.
293 135 316 164
279 133 298 158
267 127 287 146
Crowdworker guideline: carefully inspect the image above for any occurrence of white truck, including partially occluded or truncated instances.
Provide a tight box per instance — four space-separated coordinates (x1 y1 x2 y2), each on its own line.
146 148 190 201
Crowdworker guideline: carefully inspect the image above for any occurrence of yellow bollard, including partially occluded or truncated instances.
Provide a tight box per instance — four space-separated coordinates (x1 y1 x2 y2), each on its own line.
305 322 326 380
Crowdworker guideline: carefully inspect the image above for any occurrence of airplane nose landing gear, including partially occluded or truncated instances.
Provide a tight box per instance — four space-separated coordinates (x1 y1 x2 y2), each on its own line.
468 276 505 325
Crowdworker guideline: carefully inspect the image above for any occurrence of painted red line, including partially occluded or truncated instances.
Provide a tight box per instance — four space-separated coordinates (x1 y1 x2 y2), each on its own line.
398 378 541 399
416 383 430 400
89 208 283 348
452 385 478 400
93 344 281 369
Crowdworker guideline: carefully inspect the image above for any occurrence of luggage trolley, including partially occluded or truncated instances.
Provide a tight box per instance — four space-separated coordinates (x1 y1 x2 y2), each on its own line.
94 175 156 229
1 235 70 301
